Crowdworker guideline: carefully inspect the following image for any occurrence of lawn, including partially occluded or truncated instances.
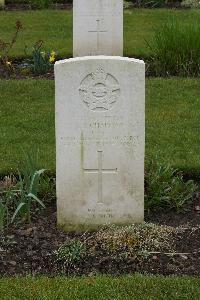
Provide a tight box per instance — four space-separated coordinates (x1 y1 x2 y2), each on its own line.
0 274 200 300
0 77 199 175
0 7 199 297
0 9 199 58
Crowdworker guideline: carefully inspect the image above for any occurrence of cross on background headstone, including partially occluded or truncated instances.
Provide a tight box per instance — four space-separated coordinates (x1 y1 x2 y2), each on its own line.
73 0 123 56
88 19 108 54
83 150 118 204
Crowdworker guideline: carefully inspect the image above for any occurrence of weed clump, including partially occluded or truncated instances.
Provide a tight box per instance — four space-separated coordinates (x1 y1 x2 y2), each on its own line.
145 159 197 212
148 20 200 77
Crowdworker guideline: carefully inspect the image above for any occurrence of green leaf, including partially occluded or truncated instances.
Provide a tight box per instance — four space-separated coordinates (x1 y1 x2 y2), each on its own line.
11 202 26 223
17 169 24 191
0 201 6 231
29 169 46 194
27 193 45 208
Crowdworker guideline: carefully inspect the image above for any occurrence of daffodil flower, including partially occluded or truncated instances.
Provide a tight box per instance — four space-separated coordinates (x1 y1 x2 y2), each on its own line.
6 61 12 66
49 55 55 63
47 49 56 63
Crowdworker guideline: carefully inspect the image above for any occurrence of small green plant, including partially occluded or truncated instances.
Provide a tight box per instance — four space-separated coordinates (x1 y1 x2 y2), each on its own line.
30 0 53 9
23 142 55 204
123 1 132 9
55 239 86 265
0 201 6 231
139 0 165 7
11 148 46 223
38 174 56 203
24 40 56 75
145 159 197 212
0 149 47 228
0 175 17 230
0 20 22 76
11 169 46 223
148 20 200 76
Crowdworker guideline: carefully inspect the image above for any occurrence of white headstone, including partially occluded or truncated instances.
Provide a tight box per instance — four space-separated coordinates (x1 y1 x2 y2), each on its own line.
55 56 145 231
0 0 5 8
73 0 123 57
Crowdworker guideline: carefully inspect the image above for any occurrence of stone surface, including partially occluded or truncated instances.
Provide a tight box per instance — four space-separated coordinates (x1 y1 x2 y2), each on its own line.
0 0 5 7
73 0 123 57
55 56 145 231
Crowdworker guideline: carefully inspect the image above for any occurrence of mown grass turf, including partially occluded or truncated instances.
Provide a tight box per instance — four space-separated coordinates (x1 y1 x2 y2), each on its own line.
146 77 200 175
0 9 199 58
0 79 55 174
0 274 200 300
0 78 199 175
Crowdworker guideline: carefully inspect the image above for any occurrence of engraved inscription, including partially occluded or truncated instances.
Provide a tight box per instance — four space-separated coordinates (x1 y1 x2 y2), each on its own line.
79 68 120 112
62 135 139 147
83 150 118 204
88 208 114 219
88 19 107 53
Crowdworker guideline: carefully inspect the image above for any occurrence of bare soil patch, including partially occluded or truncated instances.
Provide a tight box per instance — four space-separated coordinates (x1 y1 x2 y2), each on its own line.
1 197 199 277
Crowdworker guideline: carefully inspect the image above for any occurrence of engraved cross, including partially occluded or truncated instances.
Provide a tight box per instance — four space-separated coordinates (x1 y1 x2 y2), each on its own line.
83 150 117 204
88 19 107 53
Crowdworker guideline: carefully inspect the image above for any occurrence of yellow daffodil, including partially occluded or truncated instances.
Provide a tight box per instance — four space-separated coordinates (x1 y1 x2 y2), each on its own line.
6 61 12 66
49 50 56 63
49 55 55 63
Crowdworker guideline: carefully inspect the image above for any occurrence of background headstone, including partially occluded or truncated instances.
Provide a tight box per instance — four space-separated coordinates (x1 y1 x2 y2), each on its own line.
0 0 5 8
55 56 145 231
73 0 123 57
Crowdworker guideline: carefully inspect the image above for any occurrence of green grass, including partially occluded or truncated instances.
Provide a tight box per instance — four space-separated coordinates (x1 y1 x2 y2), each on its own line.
146 78 200 175
147 21 200 76
0 78 199 175
0 9 199 58
0 274 200 300
124 8 200 57
0 79 55 174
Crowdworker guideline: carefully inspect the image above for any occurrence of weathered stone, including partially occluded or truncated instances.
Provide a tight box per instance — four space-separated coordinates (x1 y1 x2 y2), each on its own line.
55 56 145 231
73 0 123 57
0 0 5 8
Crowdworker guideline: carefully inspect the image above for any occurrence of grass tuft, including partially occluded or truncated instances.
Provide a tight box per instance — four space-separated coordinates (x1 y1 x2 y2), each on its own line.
148 20 200 76
145 158 197 212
